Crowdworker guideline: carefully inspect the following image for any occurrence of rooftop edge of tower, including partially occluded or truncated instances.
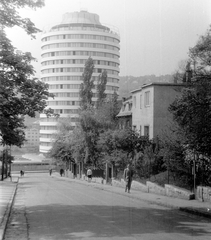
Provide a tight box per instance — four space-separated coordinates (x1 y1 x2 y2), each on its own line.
61 11 101 25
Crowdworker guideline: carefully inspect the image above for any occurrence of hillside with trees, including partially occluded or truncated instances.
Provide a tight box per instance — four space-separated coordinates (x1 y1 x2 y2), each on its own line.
118 74 173 98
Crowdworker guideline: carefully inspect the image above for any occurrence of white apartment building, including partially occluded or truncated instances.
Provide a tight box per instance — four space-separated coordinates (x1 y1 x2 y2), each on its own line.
39 11 120 153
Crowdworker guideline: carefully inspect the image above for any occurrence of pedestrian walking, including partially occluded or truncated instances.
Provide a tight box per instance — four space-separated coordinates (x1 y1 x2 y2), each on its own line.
87 168 92 182
123 164 133 193
20 170 24 177
49 168 52 176
60 168 64 177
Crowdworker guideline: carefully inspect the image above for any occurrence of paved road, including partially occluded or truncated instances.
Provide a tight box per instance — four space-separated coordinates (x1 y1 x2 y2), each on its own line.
4 173 211 240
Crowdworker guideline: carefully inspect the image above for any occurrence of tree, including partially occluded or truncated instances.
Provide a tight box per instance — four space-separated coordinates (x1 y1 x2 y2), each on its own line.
109 90 120 124
173 59 192 83
96 70 107 109
169 26 211 157
79 57 95 110
169 26 211 186
189 26 211 79
49 118 75 166
0 1 54 147
79 107 101 166
0 0 45 38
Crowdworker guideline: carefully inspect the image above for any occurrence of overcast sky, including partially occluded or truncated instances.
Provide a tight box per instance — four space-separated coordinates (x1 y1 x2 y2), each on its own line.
6 0 211 77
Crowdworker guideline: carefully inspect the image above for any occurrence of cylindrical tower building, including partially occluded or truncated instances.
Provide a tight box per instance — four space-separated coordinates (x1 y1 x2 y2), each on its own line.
39 11 120 153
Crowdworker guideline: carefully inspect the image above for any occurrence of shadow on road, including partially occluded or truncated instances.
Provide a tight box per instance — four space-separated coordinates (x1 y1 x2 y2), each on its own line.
25 203 211 239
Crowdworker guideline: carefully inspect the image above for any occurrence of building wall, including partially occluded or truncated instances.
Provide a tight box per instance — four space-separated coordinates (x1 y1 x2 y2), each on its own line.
153 85 182 138
132 83 183 139
39 11 120 153
132 86 154 138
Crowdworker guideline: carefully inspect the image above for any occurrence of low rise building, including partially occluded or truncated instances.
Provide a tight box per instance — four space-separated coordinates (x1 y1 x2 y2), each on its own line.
131 82 183 139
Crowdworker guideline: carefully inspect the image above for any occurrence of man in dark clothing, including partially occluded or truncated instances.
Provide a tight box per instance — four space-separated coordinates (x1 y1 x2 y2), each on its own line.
123 164 133 193
60 168 64 177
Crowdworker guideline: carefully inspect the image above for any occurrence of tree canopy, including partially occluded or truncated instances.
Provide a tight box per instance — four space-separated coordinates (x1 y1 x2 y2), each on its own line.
169 25 211 186
0 0 44 38
79 57 94 110
169 26 211 156
0 0 54 147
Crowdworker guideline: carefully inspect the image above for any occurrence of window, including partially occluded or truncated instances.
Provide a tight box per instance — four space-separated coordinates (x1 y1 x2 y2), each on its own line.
139 126 142 135
140 94 142 109
144 91 150 106
144 126 149 136
133 96 136 108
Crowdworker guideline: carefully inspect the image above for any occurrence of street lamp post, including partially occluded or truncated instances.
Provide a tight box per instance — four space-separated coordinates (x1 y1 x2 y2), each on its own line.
193 153 196 195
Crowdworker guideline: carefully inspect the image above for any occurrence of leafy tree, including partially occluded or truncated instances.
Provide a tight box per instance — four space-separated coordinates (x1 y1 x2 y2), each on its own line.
0 0 54 147
109 90 119 123
189 26 211 79
79 107 101 166
49 118 75 166
169 81 211 156
173 59 191 83
0 0 45 38
160 131 193 189
169 26 211 186
79 57 94 110
96 70 107 109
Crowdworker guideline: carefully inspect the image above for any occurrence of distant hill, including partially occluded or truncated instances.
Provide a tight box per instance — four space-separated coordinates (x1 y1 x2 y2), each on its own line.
118 74 173 98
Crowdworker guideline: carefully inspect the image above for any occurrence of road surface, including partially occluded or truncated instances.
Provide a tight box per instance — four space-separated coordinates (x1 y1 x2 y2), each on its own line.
4 173 211 240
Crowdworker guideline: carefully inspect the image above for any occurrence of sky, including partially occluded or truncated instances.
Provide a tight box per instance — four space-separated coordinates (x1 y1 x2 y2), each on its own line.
6 0 211 77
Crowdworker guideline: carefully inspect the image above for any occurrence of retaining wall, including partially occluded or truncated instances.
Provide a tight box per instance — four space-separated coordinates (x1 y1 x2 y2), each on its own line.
197 186 211 202
146 181 166 196
165 184 195 200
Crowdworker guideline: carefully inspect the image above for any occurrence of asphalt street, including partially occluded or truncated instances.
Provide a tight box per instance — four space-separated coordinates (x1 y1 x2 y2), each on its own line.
4 173 211 240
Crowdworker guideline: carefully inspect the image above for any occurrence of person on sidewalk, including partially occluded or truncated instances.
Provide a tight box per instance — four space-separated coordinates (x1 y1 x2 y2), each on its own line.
60 168 64 177
87 168 92 183
123 164 133 193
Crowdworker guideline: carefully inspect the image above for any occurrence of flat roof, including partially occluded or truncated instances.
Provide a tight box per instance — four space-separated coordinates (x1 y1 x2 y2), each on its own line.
131 82 185 93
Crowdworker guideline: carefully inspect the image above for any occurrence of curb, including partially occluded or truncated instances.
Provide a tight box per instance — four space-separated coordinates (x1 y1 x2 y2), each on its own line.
179 207 211 219
52 174 211 219
0 177 19 240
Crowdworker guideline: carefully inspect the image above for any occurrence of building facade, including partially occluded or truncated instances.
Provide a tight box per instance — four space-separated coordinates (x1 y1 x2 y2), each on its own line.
24 122 40 152
116 96 132 129
131 83 183 139
39 11 120 153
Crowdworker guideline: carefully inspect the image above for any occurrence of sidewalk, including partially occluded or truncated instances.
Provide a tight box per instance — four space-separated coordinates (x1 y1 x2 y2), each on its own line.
53 173 211 220
0 176 19 240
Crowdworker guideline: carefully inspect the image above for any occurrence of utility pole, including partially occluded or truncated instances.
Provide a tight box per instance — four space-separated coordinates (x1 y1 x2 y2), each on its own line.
1 148 5 181
193 152 196 195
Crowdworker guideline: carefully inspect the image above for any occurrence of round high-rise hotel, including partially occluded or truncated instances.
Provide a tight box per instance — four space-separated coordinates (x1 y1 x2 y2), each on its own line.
39 11 120 153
